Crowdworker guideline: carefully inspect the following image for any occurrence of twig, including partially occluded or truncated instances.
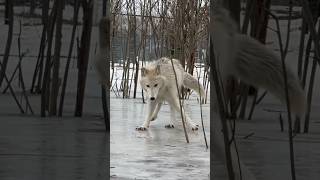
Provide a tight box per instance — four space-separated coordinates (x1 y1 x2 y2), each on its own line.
195 66 208 149
298 0 320 133
210 40 235 179
267 4 297 179
17 20 34 114
169 58 189 143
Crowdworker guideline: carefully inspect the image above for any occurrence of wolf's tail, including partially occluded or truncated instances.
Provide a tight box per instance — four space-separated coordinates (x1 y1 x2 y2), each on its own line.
211 7 306 117
183 73 206 100
94 17 110 87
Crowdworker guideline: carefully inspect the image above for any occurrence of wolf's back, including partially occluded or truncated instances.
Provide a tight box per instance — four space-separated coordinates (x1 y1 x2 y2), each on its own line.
153 57 205 99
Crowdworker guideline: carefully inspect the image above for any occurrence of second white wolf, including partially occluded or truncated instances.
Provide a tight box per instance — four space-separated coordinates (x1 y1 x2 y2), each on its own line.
136 57 206 131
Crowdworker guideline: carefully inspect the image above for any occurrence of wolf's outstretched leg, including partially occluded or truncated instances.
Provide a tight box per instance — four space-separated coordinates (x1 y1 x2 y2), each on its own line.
150 102 162 121
136 100 157 131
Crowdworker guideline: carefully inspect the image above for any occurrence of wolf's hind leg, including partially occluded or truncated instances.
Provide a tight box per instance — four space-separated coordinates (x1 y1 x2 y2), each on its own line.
170 99 199 131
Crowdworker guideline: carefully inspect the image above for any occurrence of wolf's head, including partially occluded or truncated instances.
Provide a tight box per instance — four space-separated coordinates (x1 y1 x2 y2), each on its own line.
140 64 165 101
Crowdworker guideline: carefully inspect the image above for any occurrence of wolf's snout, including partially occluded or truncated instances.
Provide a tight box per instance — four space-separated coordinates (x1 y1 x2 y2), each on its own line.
150 97 155 101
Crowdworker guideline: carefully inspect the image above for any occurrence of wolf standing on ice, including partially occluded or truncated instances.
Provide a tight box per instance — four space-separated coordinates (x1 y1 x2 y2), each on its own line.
136 57 206 131
211 7 306 180
94 18 206 131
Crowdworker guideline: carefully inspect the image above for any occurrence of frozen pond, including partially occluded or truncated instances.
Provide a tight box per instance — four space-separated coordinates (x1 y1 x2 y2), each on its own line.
110 95 211 180
109 92 320 180
0 108 108 180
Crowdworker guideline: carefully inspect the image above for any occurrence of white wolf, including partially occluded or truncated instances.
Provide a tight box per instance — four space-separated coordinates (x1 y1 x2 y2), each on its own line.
136 57 206 131
94 19 205 131
210 7 306 180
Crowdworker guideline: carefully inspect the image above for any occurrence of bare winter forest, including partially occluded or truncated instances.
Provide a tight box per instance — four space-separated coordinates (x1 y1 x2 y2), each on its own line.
0 0 320 180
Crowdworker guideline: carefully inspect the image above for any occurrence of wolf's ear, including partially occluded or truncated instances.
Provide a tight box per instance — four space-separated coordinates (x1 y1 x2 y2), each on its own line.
141 67 148 77
155 65 161 75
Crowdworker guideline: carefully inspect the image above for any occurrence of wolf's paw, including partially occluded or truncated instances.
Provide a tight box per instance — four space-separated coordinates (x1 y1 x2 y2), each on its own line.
165 124 174 128
150 116 157 121
136 126 148 131
191 124 199 131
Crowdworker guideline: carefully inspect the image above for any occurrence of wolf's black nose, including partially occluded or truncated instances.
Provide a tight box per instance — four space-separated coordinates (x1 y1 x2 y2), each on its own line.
150 97 155 100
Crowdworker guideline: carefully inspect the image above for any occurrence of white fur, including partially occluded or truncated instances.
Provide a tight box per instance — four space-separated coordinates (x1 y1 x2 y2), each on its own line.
210 8 306 180
138 57 205 131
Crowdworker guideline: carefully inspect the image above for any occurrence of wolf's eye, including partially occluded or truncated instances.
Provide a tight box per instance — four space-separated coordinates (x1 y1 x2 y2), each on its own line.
146 85 150 88
154 84 158 87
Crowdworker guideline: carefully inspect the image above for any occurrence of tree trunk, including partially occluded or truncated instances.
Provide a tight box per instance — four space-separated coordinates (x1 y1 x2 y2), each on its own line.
41 2 58 117
42 0 49 24
49 0 64 116
74 0 94 117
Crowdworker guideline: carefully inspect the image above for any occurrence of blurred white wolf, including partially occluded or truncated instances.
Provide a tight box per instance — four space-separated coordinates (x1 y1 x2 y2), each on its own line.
211 8 306 116
136 57 206 131
210 7 306 180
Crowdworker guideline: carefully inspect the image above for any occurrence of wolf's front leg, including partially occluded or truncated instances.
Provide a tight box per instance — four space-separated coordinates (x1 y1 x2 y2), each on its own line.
136 100 157 131
150 102 162 121
164 106 175 128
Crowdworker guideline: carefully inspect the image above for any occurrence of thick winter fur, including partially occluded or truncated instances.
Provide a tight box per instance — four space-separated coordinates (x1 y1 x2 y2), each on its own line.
210 8 306 180
210 7 306 117
137 57 205 131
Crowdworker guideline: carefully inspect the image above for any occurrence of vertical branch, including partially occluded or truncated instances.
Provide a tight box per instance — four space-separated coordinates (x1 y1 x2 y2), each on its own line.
17 20 34 114
59 0 80 116
210 41 235 180
299 0 320 133
267 5 296 179
0 0 13 87
49 0 64 116
169 58 189 143
297 11 307 79
41 2 58 117
195 67 208 149
133 0 139 98
101 0 111 132
30 0 50 94
210 3 235 179
75 0 94 117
